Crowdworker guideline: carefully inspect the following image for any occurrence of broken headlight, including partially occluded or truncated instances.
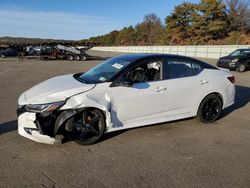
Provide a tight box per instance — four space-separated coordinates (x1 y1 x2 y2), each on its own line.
24 101 64 113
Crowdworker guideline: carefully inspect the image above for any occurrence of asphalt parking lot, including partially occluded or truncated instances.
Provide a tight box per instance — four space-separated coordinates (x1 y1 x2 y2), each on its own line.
0 51 250 188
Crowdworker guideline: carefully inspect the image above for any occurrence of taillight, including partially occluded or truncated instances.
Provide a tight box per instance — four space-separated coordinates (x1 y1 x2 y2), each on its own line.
227 76 235 84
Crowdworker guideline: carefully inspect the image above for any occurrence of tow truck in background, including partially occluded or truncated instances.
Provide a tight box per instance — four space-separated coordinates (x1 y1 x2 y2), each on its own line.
40 44 93 61
0 39 99 61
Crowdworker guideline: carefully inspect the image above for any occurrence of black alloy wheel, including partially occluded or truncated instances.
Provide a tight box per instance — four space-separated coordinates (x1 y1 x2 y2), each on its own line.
197 94 222 123
65 109 105 145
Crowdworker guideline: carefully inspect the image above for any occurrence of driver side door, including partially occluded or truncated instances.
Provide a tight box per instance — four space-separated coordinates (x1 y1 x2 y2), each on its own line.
109 58 169 129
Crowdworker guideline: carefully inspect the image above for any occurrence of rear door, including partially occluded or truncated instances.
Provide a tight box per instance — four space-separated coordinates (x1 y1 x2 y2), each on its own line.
163 57 207 116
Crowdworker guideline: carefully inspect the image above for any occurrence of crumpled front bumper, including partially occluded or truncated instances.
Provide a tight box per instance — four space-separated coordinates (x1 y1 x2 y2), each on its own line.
17 112 57 144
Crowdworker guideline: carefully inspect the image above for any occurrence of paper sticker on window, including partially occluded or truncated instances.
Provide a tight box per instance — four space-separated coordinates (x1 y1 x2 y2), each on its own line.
99 77 106 81
112 63 124 69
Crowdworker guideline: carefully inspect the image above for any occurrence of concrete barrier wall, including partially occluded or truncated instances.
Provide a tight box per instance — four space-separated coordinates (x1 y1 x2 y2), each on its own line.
92 45 250 59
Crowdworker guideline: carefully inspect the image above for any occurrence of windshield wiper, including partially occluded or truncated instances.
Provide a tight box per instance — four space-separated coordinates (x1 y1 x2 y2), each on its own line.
77 77 89 84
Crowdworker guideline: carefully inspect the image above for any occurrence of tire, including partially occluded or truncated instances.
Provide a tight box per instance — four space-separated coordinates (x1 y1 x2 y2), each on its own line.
81 55 87 61
67 55 74 61
197 94 222 123
74 55 80 61
236 63 246 72
64 109 106 145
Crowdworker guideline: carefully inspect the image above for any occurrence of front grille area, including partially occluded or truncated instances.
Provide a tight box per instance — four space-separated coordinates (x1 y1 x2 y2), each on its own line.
217 59 233 68
221 59 231 63
35 113 58 137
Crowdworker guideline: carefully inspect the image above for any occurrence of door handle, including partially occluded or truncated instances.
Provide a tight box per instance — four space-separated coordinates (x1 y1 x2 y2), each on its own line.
156 86 167 92
200 80 209 85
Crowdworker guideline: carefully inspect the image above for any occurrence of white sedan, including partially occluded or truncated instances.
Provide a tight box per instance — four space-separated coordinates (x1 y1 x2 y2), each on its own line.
17 54 235 145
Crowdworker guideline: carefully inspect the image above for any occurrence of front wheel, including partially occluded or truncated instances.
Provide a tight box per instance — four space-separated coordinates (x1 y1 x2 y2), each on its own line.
64 109 106 145
197 94 222 123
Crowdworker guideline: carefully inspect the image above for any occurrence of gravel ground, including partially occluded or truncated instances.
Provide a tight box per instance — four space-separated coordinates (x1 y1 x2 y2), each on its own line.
0 51 250 188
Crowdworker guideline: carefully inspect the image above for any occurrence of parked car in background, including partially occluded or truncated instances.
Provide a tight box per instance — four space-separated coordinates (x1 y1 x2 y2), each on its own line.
17 54 235 145
0 48 18 58
217 49 250 72
26 46 41 56
0 49 3 56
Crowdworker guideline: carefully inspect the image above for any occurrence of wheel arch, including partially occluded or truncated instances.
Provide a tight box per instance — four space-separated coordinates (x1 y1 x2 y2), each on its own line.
54 107 107 136
196 92 224 116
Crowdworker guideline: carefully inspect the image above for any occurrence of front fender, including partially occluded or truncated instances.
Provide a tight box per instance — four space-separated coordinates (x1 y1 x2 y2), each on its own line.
54 109 82 135
54 107 112 135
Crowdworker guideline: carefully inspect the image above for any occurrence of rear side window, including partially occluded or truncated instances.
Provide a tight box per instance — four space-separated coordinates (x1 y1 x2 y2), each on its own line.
163 58 202 79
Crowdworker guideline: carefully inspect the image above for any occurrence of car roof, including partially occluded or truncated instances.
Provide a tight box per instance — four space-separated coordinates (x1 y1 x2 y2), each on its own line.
114 53 196 62
112 53 218 71
236 48 250 51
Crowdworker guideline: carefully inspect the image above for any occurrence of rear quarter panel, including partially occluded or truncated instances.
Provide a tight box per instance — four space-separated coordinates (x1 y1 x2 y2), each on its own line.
193 69 235 115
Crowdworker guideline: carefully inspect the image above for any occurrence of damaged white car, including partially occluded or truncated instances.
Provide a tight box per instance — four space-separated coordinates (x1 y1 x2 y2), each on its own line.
17 54 235 145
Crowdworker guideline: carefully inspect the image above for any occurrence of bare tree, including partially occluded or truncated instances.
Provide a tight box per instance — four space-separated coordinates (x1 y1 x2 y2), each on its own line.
225 0 250 32
143 13 161 25
136 13 164 45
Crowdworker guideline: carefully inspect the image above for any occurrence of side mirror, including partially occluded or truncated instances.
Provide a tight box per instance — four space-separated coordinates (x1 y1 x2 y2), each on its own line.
110 78 133 87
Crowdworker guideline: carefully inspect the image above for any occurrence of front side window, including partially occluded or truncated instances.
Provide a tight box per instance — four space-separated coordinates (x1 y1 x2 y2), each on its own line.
123 59 162 83
164 58 202 79
230 49 250 57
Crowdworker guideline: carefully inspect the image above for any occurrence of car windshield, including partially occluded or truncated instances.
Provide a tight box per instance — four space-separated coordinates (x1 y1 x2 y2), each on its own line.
229 49 250 57
77 57 132 84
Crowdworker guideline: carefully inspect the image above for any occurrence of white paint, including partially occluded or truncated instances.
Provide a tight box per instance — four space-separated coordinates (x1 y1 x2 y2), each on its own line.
18 74 95 105
17 60 235 144
18 112 56 144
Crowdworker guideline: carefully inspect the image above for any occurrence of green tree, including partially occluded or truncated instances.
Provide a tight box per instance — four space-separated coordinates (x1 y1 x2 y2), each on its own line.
83 0 250 46
165 2 196 44
104 30 119 45
115 26 136 45
194 0 227 43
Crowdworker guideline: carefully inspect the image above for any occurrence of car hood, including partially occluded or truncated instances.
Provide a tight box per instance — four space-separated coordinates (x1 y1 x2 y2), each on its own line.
19 74 95 105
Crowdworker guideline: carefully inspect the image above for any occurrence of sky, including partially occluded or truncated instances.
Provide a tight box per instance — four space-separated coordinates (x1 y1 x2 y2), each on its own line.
0 0 199 40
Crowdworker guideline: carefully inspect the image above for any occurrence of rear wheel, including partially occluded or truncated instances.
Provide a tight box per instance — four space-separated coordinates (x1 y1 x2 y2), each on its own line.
64 109 105 145
197 94 222 123
236 63 246 72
